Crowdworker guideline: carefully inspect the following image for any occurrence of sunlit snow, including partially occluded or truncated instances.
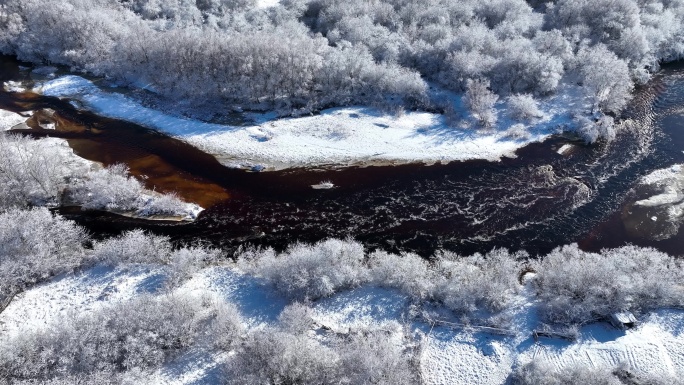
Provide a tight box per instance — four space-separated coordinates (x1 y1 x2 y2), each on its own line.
36 75 580 171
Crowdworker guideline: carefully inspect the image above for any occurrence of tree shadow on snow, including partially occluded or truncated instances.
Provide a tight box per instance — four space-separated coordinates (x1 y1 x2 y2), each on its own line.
206 268 289 325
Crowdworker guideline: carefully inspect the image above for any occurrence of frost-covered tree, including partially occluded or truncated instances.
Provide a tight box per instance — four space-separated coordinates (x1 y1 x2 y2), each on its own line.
68 164 193 216
90 229 172 265
0 294 237 381
575 114 616 143
368 251 434 300
91 229 219 287
488 40 564 94
2 0 684 132
225 326 341 385
224 304 417 385
0 135 192 216
69 164 144 212
464 79 499 127
0 5 23 55
507 94 543 121
165 245 220 288
434 249 523 318
577 44 633 113
0 134 74 209
238 239 367 300
337 327 419 385
277 302 317 335
505 123 531 140
0 208 87 302
241 239 527 322
210 300 246 350
532 244 684 324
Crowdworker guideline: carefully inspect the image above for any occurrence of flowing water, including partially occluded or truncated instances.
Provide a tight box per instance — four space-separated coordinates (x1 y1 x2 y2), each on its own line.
2 56 684 257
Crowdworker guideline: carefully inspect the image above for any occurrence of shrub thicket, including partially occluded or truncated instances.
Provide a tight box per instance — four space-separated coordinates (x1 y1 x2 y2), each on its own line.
2 0 682 120
532 244 684 324
0 208 87 302
0 294 242 381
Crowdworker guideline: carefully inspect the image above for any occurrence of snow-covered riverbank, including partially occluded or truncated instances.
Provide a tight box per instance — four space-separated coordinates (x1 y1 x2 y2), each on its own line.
35 75 585 171
2 263 682 384
0 109 26 130
0 109 203 220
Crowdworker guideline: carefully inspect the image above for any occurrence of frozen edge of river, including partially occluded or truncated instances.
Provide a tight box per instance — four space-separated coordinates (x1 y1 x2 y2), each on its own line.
34 75 589 171
0 107 203 220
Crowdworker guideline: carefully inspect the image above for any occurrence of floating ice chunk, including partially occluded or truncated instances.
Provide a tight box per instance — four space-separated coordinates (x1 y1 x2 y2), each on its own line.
312 180 335 190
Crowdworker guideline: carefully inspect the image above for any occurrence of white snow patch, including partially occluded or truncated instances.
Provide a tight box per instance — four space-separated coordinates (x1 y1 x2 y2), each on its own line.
0 109 27 130
256 0 280 7
312 286 410 332
421 330 514 385
35 75 566 170
557 143 575 155
517 317 683 378
188 267 290 326
0 265 167 338
3 80 26 92
634 165 684 219
420 274 684 385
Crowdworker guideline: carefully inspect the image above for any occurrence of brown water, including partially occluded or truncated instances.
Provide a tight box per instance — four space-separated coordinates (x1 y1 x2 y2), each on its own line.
2 55 684 257
0 64 230 208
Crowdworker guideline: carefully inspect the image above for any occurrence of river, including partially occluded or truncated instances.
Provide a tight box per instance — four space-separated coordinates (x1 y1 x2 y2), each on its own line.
2 55 684 257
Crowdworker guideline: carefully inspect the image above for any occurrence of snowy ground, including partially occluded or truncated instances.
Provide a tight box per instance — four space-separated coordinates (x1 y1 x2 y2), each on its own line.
256 0 280 8
34 76 583 171
0 109 27 130
2 265 682 384
2 80 26 93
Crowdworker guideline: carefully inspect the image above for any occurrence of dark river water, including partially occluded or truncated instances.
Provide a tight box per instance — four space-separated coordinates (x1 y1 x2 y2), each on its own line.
2 56 684 257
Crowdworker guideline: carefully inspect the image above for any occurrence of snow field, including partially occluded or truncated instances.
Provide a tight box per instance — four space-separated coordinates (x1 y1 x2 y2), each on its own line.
2 264 683 385
0 265 167 339
34 75 587 171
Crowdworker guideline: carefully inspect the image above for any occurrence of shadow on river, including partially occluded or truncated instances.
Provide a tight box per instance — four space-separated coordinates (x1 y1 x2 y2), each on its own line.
2 55 684 258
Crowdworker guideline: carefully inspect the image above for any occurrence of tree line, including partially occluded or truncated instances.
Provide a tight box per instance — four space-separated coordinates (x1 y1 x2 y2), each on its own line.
1 0 682 120
1 209 683 383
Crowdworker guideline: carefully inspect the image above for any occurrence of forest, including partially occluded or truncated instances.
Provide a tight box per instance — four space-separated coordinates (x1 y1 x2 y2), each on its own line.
1 0 683 134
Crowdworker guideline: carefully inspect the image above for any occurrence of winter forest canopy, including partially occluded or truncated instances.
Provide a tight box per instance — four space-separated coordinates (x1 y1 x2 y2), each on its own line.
1 0 684 119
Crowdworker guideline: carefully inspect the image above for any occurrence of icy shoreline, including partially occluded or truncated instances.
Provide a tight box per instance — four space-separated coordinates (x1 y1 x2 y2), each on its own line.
34 75 585 171
0 109 27 130
0 109 203 220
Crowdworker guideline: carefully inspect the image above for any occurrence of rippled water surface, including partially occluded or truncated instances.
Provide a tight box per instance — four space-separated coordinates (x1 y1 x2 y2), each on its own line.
3 56 684 257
